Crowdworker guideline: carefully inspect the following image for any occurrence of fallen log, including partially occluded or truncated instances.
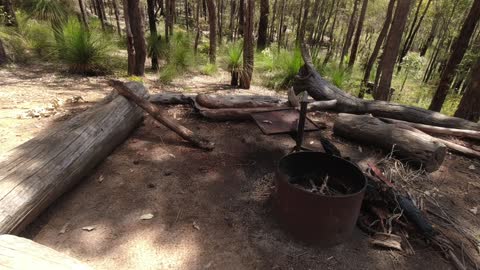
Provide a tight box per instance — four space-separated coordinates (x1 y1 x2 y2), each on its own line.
333 113 447 172
109 80 215 150
380 118 480 140
0 234 92 269
149 92 196 105
0 82 146 234
194 103 290 120
308 100 337 112
196 94 288 109
294 45 480 131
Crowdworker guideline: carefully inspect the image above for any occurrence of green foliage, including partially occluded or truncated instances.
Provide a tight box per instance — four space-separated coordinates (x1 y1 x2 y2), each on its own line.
0 25 29 63
200 63 218 75
55 18 114 75
29 0 68 26
255 47 303 89
225 41 243 72
159 31 194 83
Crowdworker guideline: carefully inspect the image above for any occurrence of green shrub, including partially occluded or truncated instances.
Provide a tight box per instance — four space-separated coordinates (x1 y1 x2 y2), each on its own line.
55 18 114 75
159 31 194 83
0 25 30 63
200 63 218 75
225 41 243 72
255 47 303 89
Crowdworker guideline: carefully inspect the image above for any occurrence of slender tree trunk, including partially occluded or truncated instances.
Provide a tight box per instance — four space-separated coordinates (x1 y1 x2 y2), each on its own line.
238 0 245 36
454 56 480 121
112 0 122 36
340 0 360 67
78 0 90 30
269 0 278 42
277 0 286 51
194 0 201 54
420 11 439 57
257 0 269 50
206 0 217 63
2 0 17 26
318 0 335 44
184 0 189 30
0 38 8 65
297 0 310 44
375 0 412 101
348 0 369 68
322 0 340 66
123 0 136 75
240 0 254 89
127 0 147 76
217 0 224 45
398 0 432 69
295 0 304 42
97 0 108 30
361 0 395 92
147 0 159 70
429 0 480 112
308 0 323 43
229 0 236 41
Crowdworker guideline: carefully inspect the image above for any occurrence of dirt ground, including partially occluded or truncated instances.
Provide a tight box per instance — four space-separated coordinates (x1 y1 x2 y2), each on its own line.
1 64 479 269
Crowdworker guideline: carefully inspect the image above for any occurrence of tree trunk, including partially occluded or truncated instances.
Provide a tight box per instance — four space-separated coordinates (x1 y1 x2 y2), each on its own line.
239 0 254 89
340 0 360 66
78 0 90 30
147 0 159 70
361 0 395 98
257 0 269 50
429 0 480 112
277 0 286 51
127 0 147 76
238 0 245 36
229 0 236 41
96 0 107 30
375 0 412 101
398 0 432 70
0 38 8 66
2 0 17 26
206 0 217 63
196 94 288 108
0 82 147 235
454 56 480 122
420 12 440 57
297 0 310 44
217 0 224 45
334 113 446 172
348 0 369 68
0 235 93 269
194 0 201 54
293 47 480 131
112 0 122 36
184 0 189 30
123 0 136 75
269 0 277 42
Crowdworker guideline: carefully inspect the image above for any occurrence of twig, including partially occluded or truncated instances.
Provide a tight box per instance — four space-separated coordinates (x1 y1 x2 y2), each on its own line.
318 175 329 195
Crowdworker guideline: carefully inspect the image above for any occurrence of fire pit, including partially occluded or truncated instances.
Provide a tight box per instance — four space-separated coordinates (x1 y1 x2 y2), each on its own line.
274 151 367 247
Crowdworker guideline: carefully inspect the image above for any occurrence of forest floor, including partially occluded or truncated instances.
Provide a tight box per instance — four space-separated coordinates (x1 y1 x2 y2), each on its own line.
1 64 479 270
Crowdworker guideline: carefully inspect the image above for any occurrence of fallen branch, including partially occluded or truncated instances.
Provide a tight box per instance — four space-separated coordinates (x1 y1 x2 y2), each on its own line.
194 103 290 120
149 92 196 105
380 118 480 141
196 94 288 109
109 80 215 151
308 100 337 112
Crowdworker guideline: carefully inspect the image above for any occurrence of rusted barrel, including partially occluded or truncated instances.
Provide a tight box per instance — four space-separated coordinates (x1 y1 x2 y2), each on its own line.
274 151 366 247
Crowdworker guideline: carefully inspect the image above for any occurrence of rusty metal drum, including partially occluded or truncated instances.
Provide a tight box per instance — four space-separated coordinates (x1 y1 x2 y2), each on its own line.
274 151 367 247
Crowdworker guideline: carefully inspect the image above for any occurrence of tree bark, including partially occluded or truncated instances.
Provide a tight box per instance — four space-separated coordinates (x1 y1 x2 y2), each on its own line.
257 0 269 50
147 0 159 70
340 0 360 66
0 38 8 66
112 0 122 37
429 0 480 112
277 0 286 51
0 235 93 269
123 0 136 75
196 94 288 108
333 113 447 172
293 47 480 131
348 0 368 68
110 80 215 150
420 11 440 57
375 0 411 101
240 0 254 89
269 0 278 42
127 0 147 76
238 0 245 36
454 56 480 122
96 0 107 30
2 0 17 26
297 0 310 44
184 0 190 30
78 0 90 30
229 0 236 41
361 0 395 98
206 0 217 63
0 82 147 234
217 0 224 44
194 0 201 54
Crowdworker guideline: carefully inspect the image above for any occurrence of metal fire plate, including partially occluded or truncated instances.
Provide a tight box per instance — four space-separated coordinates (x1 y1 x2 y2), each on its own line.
251 109 319 135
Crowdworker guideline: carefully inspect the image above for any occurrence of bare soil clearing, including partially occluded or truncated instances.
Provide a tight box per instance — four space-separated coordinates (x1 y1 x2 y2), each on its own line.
1 65 479 269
